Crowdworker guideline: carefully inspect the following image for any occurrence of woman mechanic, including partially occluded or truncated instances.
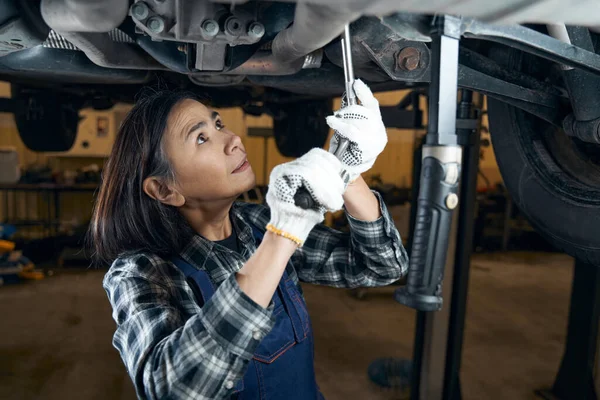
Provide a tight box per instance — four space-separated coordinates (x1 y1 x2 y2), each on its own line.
91 79 409 400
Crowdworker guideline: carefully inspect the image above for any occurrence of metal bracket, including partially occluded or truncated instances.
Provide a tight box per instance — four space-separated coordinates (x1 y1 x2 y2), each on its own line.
356 16 566 126
358 38 431 83
195 42 227 71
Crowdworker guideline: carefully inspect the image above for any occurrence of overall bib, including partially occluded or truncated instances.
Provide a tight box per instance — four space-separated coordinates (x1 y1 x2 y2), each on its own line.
172 225 325 399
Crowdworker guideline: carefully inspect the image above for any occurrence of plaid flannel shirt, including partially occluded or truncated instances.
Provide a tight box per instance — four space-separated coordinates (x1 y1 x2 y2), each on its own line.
103 191 408 400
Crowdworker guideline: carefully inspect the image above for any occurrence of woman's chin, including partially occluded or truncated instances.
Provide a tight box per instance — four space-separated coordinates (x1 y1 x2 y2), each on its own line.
238 169 257 193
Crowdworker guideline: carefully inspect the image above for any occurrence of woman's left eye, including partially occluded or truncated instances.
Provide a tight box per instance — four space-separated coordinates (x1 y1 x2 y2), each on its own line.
216 120 225 131
196 133 208 145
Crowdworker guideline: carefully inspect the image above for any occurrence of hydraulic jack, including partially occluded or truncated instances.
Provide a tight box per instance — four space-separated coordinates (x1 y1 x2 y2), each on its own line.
395 16 463 312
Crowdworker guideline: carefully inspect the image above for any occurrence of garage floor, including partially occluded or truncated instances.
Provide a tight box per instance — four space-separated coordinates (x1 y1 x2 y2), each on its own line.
0 252 574 400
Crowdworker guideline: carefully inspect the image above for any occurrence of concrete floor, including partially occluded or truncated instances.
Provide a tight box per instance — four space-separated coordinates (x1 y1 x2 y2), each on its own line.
0 252 574 400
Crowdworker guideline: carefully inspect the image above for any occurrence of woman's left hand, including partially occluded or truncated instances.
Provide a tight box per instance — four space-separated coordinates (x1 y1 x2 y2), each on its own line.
265 148 346 246
326 79 388 182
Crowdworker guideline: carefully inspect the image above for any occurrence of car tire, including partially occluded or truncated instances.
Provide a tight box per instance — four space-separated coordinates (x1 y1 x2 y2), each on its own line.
272 99 333 158
12 87 82 152
487 49 600 265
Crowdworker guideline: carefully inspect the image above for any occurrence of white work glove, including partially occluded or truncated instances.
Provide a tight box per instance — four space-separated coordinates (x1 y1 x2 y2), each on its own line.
326 79 388 182
266 148 346 246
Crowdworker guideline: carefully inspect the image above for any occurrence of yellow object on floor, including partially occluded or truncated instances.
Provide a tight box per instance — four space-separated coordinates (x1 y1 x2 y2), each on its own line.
18 269 44 280
18 263 44 280
0 240 15 253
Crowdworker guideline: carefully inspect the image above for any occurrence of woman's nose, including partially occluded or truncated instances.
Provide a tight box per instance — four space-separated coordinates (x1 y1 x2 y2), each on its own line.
225 133 243 155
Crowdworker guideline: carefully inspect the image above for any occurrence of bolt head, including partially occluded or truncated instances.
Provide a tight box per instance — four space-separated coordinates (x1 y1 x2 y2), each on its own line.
131 2 149 20
396 47 421 72
403 56 419 71
201 20 219 36
248 22 265 38
147 16 165 33
445 193 459 210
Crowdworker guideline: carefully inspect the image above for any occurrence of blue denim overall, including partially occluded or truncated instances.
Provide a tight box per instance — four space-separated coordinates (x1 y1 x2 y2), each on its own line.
172 225 324 399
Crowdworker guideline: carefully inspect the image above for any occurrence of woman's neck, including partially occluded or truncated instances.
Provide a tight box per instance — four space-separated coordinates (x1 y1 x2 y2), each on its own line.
180 200 234 241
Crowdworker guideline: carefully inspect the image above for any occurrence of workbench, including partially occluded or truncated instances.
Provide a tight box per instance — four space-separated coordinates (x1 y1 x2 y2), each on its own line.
0 183 98 239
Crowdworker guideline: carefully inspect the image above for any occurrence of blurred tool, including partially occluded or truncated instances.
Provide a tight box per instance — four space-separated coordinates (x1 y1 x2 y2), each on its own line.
294 23 354 209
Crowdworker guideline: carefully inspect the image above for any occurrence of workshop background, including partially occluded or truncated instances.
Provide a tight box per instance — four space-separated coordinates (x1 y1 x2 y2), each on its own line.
0 81 575 400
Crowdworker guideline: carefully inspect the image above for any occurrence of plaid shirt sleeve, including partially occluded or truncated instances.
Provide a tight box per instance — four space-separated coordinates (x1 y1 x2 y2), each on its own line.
293 190 409 288
102 254 275 400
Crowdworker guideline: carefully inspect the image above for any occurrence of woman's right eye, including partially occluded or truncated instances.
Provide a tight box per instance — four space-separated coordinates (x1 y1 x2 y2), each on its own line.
196 133 208 145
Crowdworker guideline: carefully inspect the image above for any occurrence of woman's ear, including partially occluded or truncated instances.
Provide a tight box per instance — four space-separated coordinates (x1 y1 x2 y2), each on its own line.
143 176 185 207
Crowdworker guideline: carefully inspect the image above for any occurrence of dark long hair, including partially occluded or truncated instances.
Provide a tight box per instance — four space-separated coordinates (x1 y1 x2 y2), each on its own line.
88 90 199 266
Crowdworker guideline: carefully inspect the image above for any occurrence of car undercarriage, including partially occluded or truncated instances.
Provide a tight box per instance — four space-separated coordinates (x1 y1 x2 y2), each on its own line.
1 0 600 265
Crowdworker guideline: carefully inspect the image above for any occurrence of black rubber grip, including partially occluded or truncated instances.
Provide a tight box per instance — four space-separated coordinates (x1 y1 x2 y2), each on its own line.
294 187 315 210
395 156 460 311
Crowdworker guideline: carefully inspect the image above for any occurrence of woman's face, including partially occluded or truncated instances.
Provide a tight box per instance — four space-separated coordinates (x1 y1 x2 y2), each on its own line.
163 99 256 205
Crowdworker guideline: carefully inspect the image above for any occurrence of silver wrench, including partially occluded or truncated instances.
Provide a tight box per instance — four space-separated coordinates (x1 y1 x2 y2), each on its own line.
294 23 356 210
333 23 356 159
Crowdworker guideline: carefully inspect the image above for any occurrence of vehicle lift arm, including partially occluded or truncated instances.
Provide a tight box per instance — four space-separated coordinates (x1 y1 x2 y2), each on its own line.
395 16 477 400
396 16 463 312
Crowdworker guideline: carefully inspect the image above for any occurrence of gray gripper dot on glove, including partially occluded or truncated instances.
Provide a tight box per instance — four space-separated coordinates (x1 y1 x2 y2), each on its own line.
278 174 320 208
279 175 299 203
341 112 367 121
334 109 369 166
343 143 364 166
332 134 364 167
266 147 346 245
327 79 388 183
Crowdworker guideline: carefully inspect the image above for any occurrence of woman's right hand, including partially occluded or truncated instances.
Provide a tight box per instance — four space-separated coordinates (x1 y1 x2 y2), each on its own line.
265 147 347 246
326 79 388 183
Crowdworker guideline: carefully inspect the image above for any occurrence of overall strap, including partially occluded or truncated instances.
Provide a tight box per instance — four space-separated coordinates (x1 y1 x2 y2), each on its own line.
172 256 215 306
171 220 269 306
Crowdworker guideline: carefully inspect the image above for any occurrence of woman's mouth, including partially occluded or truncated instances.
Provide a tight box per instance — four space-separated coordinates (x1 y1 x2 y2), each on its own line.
232 158 250 174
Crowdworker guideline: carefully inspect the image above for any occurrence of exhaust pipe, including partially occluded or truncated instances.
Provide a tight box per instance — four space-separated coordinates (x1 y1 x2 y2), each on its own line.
226 49 322 75
271 3 363 63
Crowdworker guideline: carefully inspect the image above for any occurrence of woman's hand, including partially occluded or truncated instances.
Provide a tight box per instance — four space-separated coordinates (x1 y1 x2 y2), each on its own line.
265 147 346 246
326 79 388 182
236 148 346 308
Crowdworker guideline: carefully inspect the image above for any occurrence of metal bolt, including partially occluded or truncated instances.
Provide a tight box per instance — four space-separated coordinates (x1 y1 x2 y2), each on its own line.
147 16 165 33
396 47 421 71
201 19 219 37
445 193 459 210
248 22 265 39
131 2 149 20
224 16 243 37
